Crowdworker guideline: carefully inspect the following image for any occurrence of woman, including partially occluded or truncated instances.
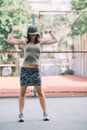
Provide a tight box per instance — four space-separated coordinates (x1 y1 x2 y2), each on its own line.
7 25 58 122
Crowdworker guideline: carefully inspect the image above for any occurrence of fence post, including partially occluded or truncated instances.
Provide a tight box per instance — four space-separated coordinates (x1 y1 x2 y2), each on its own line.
31 14 36 97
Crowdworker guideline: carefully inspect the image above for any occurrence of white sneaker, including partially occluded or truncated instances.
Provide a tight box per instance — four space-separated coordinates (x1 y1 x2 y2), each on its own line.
43 113 50 121
18 113 24 122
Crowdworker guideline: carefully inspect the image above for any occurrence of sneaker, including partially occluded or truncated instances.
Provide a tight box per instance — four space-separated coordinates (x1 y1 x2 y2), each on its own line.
18 113 24 122
43 113 50 121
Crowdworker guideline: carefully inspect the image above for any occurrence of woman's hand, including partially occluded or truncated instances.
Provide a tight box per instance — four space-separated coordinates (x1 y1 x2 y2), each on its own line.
12 28 20 33
44 30 50 34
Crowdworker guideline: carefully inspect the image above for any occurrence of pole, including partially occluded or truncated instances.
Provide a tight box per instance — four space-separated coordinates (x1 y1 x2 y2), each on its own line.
31 14 35 26
31 14 36 97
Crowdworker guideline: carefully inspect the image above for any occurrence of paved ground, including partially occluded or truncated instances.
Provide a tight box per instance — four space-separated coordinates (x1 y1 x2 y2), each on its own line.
0 75 87 97
0 97 87 130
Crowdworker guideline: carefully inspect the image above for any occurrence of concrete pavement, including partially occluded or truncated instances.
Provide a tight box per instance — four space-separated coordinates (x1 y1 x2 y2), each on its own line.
0 97 87 130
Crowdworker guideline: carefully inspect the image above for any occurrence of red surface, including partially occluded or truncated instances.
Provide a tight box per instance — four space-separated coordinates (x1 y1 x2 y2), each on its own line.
0 75 87 97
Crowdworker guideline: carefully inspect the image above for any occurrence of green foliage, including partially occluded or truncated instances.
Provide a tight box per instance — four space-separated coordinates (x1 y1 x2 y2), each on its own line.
53 15 68 27
0 0 28 11
0 0 32 51
58 40 68 48
71 0 87 10
71 12 87 37
71 0 87 37
70 43 75 51
61 69 74 75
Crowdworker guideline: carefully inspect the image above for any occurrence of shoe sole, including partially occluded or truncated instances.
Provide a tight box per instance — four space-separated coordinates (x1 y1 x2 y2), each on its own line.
43 118 50 121
18 119 24 122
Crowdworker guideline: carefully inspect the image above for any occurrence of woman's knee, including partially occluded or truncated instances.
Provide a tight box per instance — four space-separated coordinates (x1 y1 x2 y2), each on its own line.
20 87 27 97
20 91 26 97
37 89 44 97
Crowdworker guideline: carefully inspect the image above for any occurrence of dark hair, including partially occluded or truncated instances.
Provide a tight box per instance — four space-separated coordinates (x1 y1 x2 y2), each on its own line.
26 33 40 44
26 25 40 44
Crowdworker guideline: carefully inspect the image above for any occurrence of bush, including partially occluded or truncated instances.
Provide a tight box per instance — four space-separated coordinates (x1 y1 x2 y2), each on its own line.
61 69 74 75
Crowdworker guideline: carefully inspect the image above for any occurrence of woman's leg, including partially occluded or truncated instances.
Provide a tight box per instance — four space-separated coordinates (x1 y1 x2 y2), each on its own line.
36 86 46 112
19 86 27 114
36 86 49 121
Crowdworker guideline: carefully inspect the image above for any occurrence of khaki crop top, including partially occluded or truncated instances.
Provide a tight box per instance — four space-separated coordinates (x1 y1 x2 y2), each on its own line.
23 43 41 65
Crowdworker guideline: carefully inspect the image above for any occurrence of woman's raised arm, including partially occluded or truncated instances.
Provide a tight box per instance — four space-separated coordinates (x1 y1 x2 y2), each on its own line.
40 30 58 45
7 29 25 45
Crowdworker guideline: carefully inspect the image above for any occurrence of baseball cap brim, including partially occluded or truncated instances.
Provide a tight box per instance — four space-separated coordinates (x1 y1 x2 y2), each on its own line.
28 32 39 35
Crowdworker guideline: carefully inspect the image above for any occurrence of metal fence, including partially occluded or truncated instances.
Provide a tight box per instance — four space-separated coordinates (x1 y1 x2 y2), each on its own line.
0 50 87 77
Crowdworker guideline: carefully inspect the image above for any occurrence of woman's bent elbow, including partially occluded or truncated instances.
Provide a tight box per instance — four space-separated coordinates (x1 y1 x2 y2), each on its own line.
6 39 12 44
55 39 58 43
7 39 11 43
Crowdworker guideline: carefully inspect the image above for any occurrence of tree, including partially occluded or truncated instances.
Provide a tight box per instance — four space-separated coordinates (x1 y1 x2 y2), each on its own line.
71 0 87 37
71 0 87 10
0 0 32 51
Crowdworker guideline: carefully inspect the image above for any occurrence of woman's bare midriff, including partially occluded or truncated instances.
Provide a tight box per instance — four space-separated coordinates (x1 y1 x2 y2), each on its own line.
22 64 39 68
